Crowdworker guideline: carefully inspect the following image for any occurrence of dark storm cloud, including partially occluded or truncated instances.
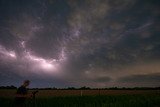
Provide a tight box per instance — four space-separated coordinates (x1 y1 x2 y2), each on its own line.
92 76 111 83
117 73 160 87
0 0 160 87
65 0 160 65
118 73 160 83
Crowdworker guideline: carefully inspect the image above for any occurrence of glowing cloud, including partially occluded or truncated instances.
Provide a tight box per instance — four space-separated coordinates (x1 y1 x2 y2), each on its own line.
8 51 16 58
0 45 17 59
40 61 54 70
24 51 59 72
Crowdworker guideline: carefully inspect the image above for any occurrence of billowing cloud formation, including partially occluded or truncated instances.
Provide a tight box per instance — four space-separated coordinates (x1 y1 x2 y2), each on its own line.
0 0 160 88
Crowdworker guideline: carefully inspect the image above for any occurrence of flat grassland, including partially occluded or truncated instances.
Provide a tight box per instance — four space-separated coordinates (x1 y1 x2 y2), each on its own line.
0 89 160 107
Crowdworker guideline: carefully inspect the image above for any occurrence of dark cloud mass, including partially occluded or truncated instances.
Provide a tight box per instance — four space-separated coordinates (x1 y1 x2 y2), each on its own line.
118 73 160 87
0 0 160 88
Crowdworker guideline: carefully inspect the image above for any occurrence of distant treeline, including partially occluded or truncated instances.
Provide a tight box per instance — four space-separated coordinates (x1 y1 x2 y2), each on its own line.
0 85 17 89
0 85 160 90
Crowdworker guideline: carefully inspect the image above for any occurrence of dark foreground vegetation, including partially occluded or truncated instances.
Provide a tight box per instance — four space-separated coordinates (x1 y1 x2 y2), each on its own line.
0 94 160 107
0 87 160 107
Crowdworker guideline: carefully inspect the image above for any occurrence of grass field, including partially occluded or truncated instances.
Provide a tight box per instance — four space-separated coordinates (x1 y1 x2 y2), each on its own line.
0 89 160 107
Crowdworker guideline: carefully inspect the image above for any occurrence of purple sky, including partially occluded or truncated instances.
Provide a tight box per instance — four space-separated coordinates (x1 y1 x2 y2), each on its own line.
0 0 160 88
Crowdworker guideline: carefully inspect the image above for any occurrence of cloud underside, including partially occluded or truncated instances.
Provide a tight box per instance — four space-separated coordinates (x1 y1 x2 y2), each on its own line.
0 0 160 87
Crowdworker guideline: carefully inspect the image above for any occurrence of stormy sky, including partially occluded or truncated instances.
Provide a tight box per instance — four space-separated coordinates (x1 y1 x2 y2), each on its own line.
0 0 160 88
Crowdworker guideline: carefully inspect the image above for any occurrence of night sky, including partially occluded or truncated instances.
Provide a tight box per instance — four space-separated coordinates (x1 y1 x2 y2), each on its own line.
0 0 160 88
